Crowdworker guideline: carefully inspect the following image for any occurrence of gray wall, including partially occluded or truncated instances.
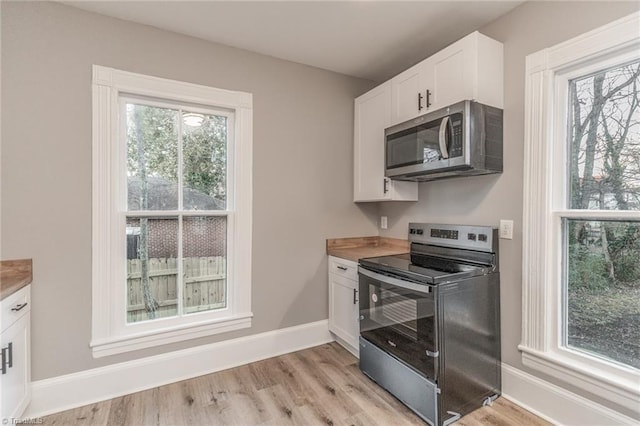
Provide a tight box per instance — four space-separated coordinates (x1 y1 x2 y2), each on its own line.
1 2 378 380
379 1 639 418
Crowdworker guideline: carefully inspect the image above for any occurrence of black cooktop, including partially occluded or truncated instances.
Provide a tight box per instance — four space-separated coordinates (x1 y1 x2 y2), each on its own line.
359 253 488 285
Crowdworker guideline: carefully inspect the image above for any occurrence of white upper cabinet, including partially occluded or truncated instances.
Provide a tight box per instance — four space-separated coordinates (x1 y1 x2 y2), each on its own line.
390 31 503 126
354 82 418 202
353 31 503 203
390 61 433 125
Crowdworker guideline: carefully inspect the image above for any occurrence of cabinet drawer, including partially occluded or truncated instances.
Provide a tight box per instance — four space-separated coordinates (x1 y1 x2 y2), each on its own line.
1 285 30 333
329 257 358 281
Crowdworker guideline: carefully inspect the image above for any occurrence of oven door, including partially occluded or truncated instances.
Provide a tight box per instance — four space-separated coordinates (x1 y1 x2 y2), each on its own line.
358 267 438 381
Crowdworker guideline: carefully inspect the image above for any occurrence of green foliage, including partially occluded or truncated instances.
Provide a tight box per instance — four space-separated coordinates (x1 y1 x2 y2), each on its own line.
568 245 610 291
127 104 179 182
607 223 640 284
126 103 227 204
183 115 227 205
568 220 640 289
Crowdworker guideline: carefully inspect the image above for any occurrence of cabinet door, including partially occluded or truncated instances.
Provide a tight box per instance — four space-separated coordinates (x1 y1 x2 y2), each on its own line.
354 83 392 201
391 62 432 125
426 32 503 110
329 273 359 353
428 35 474 111
0 314 30 420
354 83 418 202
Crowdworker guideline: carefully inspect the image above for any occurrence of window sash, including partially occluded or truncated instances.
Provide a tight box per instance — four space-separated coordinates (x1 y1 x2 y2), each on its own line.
123 213 231 323
120 96 234 326
120 96 235 213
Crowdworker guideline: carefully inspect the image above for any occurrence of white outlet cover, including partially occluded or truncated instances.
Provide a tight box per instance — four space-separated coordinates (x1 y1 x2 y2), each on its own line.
499 219 513 240
380 216 388 229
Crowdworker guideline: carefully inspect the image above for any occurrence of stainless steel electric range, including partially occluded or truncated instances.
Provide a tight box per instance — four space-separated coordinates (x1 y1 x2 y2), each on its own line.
358 223 501 426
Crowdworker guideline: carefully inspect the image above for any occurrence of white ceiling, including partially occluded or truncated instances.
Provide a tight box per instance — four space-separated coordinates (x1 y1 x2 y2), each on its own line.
62 1 523 83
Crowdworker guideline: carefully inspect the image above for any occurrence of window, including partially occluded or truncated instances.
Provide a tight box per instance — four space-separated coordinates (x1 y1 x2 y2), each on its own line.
91 66 253 357
565 61 640 370
521 13 639 412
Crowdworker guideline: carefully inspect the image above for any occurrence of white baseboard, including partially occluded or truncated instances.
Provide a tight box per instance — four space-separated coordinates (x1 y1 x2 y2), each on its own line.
26 320 332 418
502 363 639 426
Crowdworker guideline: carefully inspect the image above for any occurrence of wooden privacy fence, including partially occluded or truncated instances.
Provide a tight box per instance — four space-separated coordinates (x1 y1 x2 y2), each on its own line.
127 256 226 322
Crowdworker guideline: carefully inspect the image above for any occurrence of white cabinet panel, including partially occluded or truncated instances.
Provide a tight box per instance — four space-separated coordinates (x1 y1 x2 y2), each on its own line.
1 312 30 420
388 31 503 127
430 41 471 111
391 63 433 124
2 286 30 334
354 83 418 202
328 257 359 356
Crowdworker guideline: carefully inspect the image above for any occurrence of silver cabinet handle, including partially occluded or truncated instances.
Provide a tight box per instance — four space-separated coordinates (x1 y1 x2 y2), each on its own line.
336 266 348 271
353 288 358 304
1 342 13 375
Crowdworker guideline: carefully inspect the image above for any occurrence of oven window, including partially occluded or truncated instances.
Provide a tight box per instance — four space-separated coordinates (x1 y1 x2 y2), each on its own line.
360 273 437 379
372 288 421 340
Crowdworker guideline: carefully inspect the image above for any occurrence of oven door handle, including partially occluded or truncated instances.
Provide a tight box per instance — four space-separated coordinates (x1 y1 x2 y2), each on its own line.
358 267 432 294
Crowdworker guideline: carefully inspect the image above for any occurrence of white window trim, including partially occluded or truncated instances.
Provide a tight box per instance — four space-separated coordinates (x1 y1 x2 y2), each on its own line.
91 65 253 358
521 12 640 412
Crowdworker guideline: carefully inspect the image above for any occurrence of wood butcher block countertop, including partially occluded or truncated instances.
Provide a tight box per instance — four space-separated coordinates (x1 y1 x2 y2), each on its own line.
326 237 409 262
1 259 33 301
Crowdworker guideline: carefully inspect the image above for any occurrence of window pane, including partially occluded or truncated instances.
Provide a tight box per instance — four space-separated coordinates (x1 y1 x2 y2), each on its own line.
568 61 640 210
182 216 227 314
182 112 227 210
126 217 179 323
565 219 640 369
127 103 179 211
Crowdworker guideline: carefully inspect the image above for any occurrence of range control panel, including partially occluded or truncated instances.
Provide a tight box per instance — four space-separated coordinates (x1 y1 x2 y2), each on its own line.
408 223 496 252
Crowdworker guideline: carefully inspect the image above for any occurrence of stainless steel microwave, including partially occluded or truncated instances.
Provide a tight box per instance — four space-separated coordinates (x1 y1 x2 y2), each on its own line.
385 100 503 181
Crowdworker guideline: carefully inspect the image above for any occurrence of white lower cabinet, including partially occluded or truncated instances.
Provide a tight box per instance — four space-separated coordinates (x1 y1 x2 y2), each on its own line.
1 285 31 420
328 256 359 357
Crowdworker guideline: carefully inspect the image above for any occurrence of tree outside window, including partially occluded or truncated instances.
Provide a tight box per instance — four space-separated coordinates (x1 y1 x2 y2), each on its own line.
565 60 640 369
125 102 229 323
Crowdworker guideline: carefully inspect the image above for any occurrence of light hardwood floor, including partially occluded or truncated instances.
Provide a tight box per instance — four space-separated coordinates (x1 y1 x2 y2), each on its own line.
43 343 550 425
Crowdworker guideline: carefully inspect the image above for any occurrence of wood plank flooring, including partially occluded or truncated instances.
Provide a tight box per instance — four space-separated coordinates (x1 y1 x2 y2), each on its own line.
43 343 550 426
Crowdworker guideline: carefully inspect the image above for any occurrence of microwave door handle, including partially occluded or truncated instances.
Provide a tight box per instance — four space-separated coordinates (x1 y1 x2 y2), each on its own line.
358 267 432 294
439 116 450 159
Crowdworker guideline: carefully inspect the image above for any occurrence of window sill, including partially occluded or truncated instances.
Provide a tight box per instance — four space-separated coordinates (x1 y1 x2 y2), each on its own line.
518 345 640 412
90 313 252 358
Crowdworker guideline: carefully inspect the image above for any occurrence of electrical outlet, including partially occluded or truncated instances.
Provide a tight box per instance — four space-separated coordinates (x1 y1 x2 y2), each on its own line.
499 219 514 240
380 216 388 230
